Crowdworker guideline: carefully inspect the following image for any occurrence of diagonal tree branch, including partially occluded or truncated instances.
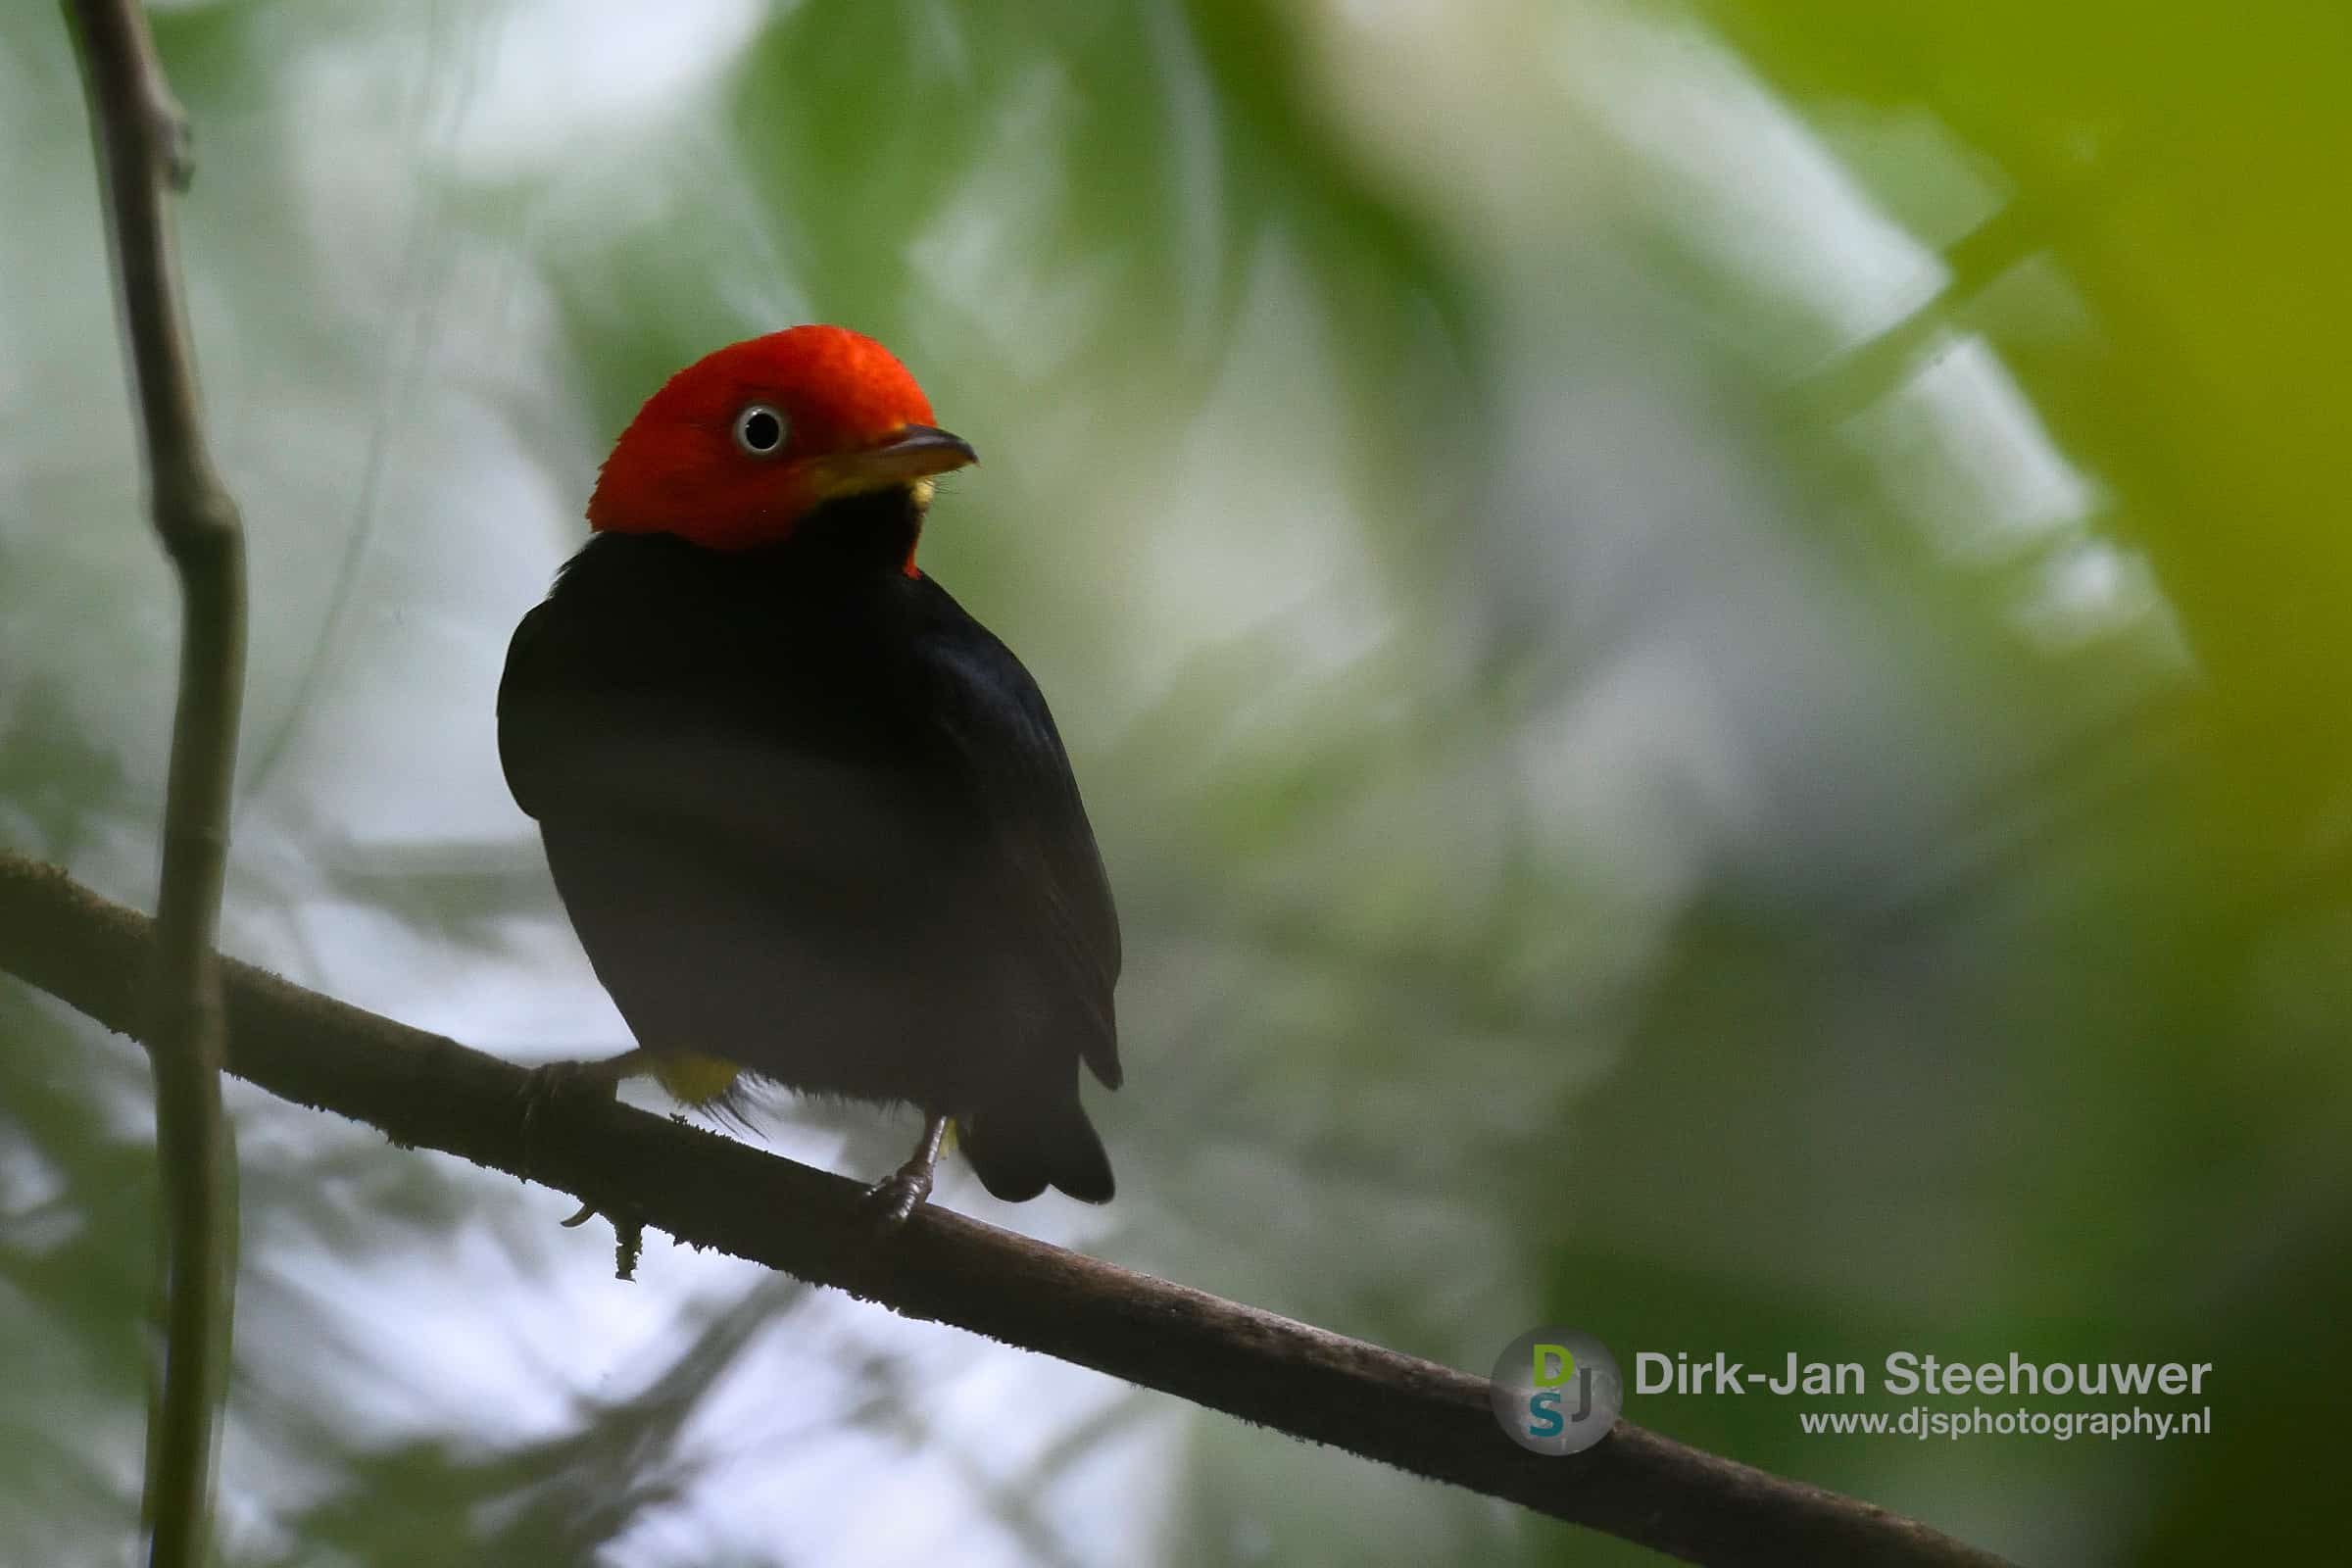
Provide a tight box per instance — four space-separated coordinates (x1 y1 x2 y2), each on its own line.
57 5 249 1567
0 853 2011 1568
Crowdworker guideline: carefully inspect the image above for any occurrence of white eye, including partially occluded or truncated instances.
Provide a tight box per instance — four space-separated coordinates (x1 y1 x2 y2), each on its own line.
733 403 788 457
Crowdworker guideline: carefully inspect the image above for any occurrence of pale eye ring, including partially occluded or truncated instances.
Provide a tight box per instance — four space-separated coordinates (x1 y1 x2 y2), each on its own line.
733 403 788 457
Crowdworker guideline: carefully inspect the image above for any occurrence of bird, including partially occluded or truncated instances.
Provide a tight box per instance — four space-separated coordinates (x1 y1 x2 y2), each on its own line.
498 325 1121 1220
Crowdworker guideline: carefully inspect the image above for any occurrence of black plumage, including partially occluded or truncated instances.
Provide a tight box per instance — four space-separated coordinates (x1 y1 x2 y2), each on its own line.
498 489 1120 1202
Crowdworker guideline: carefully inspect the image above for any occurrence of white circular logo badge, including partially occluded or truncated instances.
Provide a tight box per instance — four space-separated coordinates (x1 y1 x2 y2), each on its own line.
1489 1327 1624 1454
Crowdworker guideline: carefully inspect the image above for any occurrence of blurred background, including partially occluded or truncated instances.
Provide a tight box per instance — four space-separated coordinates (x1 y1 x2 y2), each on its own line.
3 1 2347 1563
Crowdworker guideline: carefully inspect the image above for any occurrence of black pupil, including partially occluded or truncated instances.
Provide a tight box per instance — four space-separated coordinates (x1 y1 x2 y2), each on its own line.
741 409 781 451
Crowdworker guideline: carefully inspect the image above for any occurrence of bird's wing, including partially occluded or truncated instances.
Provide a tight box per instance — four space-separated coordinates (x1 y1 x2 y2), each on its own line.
918 626 1124 1091
497 600 567 821
500 596 929 865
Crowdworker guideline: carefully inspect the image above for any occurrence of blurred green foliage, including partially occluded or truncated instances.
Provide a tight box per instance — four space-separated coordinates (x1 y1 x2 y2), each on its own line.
2 1 2345 1563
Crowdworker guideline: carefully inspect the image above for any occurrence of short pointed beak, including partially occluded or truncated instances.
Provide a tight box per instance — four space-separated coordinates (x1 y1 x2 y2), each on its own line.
837 424 978 487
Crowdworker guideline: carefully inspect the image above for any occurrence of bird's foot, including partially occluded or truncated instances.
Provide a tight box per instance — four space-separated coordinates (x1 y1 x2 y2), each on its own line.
518 1050 647 1226
860 1163 936 1225
860 1112 952 1226
520 1049 646 1108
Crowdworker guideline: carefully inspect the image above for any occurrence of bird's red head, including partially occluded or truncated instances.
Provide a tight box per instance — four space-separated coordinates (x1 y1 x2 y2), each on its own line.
586 325 975 560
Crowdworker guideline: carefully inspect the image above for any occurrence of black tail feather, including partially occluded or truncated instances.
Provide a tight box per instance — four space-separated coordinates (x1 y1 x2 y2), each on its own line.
960 1098 1114 1203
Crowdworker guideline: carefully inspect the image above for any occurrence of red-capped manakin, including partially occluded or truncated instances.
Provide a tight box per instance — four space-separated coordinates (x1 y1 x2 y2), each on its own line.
498 327 1120 1219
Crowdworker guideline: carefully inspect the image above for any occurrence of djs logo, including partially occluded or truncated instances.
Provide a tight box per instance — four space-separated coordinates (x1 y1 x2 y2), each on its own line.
1489 1328 1624 1455
1526 1342 1588 1437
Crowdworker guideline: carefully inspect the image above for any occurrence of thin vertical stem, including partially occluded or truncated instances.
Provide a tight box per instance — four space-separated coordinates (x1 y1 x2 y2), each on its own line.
58 4 249 1564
